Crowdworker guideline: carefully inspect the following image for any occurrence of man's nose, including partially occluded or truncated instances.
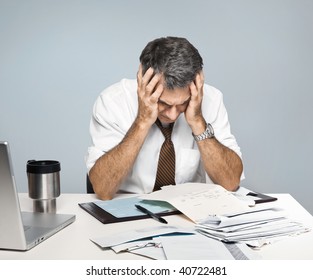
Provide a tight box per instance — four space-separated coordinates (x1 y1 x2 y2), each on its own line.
166 106 180 121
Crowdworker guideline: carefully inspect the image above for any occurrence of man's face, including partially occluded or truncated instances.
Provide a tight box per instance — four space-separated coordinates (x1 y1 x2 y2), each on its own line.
157 86 191 124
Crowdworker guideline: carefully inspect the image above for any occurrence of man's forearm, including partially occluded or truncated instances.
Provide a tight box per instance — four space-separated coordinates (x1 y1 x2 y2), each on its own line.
89 119 150 200
197 137 243 191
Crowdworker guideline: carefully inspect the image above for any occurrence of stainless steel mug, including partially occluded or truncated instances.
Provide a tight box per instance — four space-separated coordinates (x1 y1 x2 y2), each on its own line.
26 160 61 213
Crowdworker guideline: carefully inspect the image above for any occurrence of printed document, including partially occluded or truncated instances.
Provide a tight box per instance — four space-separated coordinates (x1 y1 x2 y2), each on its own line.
140 183 251 223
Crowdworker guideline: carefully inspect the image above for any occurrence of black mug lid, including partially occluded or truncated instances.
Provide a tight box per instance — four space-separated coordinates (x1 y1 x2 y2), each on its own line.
26 160 61 174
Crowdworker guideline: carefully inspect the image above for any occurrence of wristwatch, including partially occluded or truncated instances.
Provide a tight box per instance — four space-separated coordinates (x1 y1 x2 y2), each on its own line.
192 123 215 141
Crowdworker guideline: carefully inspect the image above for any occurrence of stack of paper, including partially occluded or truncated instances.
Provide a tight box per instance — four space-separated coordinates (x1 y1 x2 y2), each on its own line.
90 183 311 256
140 183 311 248
90 225 261 260
195 207 310 247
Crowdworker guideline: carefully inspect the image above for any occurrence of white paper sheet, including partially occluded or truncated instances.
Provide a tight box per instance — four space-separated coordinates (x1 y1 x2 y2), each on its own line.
140 183 251 223
91 225 195 248
159 234 234 259
157 233 261 260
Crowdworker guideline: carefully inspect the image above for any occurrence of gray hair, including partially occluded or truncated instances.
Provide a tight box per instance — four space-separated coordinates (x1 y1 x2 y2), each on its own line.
139 37 203 89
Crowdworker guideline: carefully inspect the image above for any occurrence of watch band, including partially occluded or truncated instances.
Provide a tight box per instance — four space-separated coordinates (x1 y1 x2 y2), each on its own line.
192 123 214 141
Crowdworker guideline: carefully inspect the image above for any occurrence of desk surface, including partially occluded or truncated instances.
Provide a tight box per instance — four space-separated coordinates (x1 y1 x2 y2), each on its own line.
1 193 313 260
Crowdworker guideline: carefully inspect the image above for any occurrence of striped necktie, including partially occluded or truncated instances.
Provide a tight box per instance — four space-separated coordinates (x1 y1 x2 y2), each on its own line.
153 119 176 191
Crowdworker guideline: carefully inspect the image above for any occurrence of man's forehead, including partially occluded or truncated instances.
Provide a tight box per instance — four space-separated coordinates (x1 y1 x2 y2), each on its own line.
159 87 191 105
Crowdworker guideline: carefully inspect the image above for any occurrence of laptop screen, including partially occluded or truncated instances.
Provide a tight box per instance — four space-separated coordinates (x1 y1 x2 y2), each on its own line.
0 141 27 249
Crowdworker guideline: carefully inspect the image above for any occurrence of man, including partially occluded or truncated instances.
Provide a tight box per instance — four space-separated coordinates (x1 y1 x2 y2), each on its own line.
86 36 243 200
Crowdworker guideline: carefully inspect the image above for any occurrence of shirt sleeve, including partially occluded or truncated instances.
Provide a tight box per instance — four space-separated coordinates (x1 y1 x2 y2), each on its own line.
202 85 245 180
85 81 135 172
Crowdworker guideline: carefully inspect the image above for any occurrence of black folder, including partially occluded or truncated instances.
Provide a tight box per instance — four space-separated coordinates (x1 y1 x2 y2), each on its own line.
246 192 277 204
79 201 180 224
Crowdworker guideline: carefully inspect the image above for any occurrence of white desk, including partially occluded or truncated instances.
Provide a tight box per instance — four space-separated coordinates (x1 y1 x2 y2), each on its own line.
1 193 313 260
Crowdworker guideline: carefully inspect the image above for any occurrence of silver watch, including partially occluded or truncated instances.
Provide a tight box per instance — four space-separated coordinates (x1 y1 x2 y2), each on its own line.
193 123 214 141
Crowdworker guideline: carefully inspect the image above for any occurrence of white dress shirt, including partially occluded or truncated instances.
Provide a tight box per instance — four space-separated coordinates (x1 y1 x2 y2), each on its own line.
86 79 243 194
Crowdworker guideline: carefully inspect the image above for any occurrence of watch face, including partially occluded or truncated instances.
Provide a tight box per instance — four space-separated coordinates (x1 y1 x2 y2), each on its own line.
193 123 214 141
206 123 214 137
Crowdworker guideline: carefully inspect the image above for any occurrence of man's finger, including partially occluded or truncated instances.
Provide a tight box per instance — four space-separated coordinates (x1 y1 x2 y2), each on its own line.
145 73 162 96
150 83 164 103
195 70 204 91
141 67 154 87
189 81 198 99
137 64 143 84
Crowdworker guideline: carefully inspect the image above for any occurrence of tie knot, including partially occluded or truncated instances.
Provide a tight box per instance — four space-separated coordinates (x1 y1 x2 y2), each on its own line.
155 119 173 140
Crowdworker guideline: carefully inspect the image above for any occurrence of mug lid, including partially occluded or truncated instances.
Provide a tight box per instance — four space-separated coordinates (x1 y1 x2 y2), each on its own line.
26 160 61 174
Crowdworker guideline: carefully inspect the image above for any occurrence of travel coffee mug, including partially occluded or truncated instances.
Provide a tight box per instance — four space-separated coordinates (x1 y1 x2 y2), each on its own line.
26 160 61 213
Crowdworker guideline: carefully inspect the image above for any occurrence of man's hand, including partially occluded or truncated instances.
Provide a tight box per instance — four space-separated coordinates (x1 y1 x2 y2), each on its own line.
136 65 164 127
185 71 206 134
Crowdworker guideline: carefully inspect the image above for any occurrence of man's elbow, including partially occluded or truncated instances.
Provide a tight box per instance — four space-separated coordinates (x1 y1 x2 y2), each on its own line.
96 192 114 200
89 171 115 200
221 172 242 192
92 180 115 200
224 180 240 192
92 182 115 200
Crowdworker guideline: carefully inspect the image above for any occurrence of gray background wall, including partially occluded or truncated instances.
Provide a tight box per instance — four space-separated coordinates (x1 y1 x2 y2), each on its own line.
1 0 312 214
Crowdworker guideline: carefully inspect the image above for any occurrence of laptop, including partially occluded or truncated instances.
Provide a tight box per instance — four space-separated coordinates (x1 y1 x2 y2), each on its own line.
0 141 75 251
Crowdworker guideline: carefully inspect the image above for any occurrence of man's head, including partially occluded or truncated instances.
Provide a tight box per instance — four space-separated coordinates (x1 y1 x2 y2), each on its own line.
139 36 203 90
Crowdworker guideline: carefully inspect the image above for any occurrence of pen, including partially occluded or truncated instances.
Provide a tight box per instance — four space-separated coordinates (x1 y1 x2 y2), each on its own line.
135 204 168 224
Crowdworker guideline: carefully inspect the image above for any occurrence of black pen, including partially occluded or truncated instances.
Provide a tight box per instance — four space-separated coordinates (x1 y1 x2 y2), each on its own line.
135 204 168 224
